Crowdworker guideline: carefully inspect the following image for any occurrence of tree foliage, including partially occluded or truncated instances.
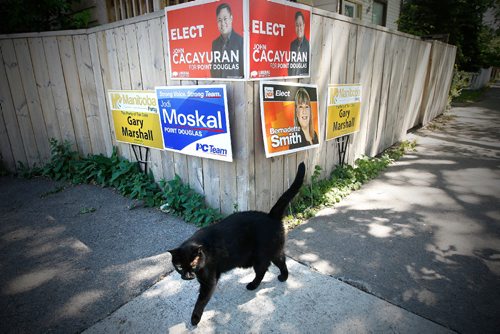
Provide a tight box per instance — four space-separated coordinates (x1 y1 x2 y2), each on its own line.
399 0 499 71
0 0 90 34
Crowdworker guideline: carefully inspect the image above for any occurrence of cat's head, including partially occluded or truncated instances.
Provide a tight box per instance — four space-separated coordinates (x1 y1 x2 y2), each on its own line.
168 243 206 280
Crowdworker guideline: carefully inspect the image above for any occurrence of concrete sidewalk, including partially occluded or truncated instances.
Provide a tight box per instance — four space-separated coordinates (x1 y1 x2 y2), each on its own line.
0 178 197 333
1 180 451 334
83 259 451 334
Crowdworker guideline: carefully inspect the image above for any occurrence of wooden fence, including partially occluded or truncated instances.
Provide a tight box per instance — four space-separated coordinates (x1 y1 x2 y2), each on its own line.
0 8 456 214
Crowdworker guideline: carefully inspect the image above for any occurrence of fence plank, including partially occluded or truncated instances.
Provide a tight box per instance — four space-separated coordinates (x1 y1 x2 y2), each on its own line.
352 25 376 157
326 20 350 169
237 81 256 211
0 50 26 169
392 37 413 143
28 37 62 143
217 82 238 215
124 24 142 90
57 35 92 156
1 39 40 167
313 16 331 180
145 17 166 181
103 28 133 161
407 41 431 129
309 14 328 179
160 14 177 183
441 45 457 112
88 32 114 156
386 35 408 146
364 29 388 156
115 26 132 90
254 81 272 212
110 26 135 161
73 34 106 155
0 109 16 171
13 38 51 161
135 20 164 180
43 37 78 149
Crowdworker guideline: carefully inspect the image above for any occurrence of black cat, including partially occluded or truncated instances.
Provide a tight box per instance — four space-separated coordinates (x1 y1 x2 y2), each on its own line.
168 162 305 326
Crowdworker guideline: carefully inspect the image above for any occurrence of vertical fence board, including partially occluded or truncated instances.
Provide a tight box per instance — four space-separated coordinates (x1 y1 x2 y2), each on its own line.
219 82 239 215
88 32 114 156
58 35 92 156
0 109 16 171
407 41 431 129
135 19 165 181
1 39 40 167
160 14 177 183
254 81 272 212
375 33 394 153
325 19 349 173
115 26 132 90
384 35 406 149
43 37 78 149
103 28 133 161
28 38 62 144
364 29 387 156
144 18 166 181
316 17 335 179
393 37 413 143
74 34 106 155
0 47 27 169
13 38 51 161
352 26 376 157
110 27 135 160
125 24 143 90
309 14 328 179
237 81 256 211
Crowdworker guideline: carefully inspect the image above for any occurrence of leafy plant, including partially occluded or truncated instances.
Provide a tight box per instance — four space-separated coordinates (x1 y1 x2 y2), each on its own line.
448 68 472 107
32 139 221 226
79 207 96 214
159 176 222 227
286 140 417 229
17 161 43 179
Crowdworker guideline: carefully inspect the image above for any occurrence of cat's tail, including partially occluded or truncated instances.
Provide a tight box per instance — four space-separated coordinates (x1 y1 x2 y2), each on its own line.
268 162 306 220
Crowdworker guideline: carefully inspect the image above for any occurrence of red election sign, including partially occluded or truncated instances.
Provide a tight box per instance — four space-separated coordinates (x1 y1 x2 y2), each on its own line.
249 0 311 79
165 0 245 80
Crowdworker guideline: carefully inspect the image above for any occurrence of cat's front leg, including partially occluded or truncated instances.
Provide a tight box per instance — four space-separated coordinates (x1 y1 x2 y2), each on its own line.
191 273 217 326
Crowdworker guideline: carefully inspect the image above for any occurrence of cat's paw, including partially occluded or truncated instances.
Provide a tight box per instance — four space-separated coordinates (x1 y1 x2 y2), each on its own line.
246 282 259 290
278 273 288 282
191 312 202 326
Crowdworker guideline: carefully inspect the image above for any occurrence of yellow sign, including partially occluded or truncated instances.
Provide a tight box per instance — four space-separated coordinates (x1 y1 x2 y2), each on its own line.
326 84 362 140
108 90 164 149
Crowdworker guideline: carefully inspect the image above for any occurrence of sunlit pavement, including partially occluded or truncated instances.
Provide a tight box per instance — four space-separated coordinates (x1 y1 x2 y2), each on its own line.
84 259 452 334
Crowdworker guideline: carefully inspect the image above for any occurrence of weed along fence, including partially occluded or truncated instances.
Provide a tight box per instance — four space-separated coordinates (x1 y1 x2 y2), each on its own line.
0 5 456 215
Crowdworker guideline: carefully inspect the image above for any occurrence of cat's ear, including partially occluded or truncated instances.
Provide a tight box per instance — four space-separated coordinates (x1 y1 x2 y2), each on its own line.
190 245 205 268
196 245 203 255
